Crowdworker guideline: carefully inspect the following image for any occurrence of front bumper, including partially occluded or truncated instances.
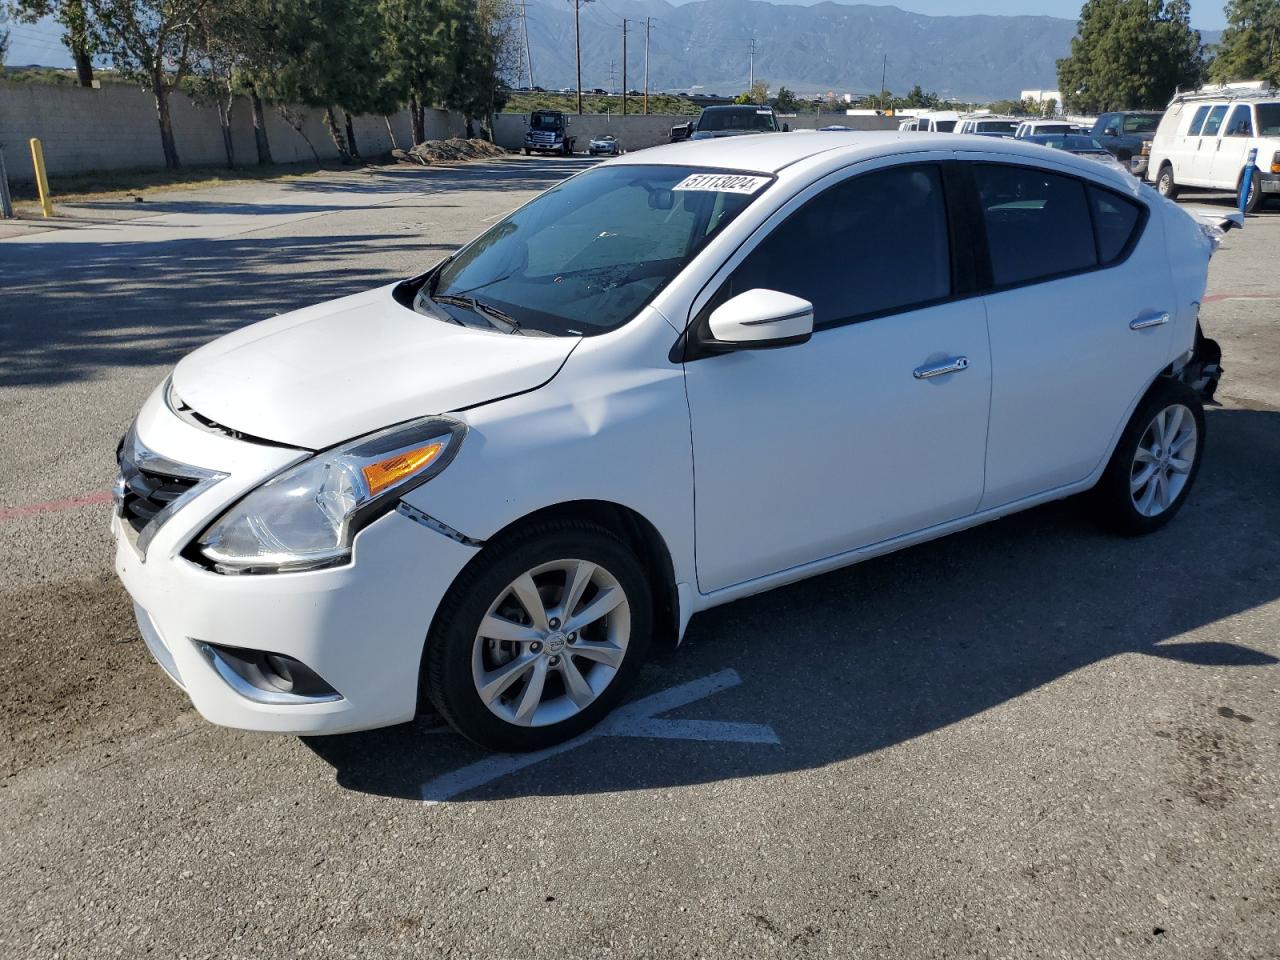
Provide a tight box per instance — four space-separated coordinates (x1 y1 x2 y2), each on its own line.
113 384 479 735
1258 170 1280 194
1130 156 1148 178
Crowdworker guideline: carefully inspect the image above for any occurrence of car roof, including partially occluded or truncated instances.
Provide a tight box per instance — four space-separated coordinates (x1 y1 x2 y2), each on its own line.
599 131 1116 175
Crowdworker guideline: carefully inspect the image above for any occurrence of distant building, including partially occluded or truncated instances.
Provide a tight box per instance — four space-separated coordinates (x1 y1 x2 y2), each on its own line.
1020 89 1063 106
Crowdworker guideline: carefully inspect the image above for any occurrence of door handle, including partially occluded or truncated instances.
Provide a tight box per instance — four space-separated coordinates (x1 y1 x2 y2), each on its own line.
1129 311 1170 330
913 356 969 379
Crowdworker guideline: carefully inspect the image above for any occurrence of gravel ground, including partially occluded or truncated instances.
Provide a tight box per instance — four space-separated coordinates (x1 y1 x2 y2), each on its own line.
0 160 1277 959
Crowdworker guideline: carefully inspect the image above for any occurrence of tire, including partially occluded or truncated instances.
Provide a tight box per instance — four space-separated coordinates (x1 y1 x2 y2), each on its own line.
1241 169 1262 214
1091 379 1205 536
424 521 652 751
1156 163 1179 200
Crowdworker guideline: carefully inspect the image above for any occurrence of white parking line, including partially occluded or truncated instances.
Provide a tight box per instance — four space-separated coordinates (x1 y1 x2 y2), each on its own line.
419 668 779 803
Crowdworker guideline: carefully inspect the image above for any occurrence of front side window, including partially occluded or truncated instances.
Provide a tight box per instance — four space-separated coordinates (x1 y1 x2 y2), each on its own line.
709 164 951 328
973 164 1097 287
1202 105 1228 137
1258 103 1280 136
424 165 767 336
1226 104 1254 137
1187 105 1211 136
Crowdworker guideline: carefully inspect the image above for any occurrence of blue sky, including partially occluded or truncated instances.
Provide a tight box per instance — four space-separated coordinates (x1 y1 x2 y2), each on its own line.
4 0 1228 68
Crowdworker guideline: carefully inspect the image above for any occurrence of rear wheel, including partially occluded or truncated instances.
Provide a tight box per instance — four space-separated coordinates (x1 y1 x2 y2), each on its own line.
1156 163 1178 200
1091 379 1205 535
424 522 652 751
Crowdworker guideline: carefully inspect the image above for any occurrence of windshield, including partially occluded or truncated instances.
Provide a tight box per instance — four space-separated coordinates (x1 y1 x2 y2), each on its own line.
977 121 1017 134
1258 103 1280 136
423 165 769 337
1122 114 1160 133
530 113 563 131
934 120 957 132
698 108 778 132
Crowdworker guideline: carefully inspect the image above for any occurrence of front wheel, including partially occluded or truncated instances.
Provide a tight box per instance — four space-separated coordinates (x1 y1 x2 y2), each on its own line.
1091 379 1205 535
1156 163 1178 200
424 522 652 751
1241 168 1262 213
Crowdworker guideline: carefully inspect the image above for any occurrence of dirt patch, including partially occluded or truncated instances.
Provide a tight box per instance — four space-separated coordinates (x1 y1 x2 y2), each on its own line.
1175 717 1253 809
394 138 509 166
0 573 187 780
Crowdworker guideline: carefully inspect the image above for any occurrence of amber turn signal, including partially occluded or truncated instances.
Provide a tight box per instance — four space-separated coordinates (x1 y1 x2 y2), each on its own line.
361 442 445 497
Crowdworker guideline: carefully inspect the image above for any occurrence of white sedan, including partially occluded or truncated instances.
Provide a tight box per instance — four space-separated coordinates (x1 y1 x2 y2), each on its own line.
114 133 1231 751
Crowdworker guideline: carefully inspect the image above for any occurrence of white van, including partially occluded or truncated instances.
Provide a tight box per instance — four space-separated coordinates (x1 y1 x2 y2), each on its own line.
1147 84 1280 212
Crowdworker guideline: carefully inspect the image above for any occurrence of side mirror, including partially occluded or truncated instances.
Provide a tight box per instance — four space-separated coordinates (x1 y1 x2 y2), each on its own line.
670 123 693 142
1104 126 1119 137
705 289 813 351
782 122 791 132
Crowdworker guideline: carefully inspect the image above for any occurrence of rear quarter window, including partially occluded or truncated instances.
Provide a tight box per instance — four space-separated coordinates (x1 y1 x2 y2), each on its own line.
1088 186 1145 264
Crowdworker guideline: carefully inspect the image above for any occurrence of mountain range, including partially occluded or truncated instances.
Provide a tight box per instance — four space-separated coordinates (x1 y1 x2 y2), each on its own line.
521 0 1217 104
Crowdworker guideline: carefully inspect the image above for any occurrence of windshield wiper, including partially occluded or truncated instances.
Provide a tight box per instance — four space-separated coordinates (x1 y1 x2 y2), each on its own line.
432 294 521 334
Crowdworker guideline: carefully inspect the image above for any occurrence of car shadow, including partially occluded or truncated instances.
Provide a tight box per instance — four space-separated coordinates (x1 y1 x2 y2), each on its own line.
305 405 1280 802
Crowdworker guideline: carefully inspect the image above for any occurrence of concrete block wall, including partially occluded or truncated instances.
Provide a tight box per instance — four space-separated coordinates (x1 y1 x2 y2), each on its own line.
492 110 899 153
0 80 465 181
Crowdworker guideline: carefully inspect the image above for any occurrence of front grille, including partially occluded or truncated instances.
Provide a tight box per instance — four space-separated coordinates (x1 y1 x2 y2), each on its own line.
115 421 225 554
118 464 200 536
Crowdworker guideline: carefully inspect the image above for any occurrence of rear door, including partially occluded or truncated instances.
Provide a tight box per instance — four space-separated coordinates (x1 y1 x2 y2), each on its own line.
957 156 1173 508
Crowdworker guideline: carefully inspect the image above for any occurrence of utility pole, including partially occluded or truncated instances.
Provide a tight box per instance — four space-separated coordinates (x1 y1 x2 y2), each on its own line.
573 0 594 115
879 55 887 113
521 0 534 89
749 38 756 90
644 17 653 114
622 18 629 115
609 59 616 96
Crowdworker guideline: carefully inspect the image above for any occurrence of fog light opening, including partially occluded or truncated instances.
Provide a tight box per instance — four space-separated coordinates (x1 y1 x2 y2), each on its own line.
195 641 342 705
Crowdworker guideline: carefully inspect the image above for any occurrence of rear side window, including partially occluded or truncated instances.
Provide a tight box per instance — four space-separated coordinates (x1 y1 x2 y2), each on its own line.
973 164 1097 287
1088 187 1144 264
1202 105 1228 137
714 164 952 328
1186 105 1210 136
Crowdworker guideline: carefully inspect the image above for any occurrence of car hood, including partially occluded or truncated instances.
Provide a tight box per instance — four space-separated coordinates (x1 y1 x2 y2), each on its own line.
171 284 578 450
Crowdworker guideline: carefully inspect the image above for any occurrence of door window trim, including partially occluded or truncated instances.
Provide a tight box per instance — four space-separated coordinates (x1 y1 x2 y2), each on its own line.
965 158 1150 297
674 153 984 362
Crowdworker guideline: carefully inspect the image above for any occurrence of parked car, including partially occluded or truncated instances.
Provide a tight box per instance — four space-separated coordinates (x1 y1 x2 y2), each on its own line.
1090 111 1162 170
589 134 621 156
115 133 1233 751
1147 85 1280 212
1014 120 1076 139
900 112 959 132
670 104 785 142
1022 133 1130 174
955 116 1019 138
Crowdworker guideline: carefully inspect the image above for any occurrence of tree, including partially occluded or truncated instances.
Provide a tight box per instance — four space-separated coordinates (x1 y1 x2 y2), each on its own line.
439 0 518 139
772 85 799 113
903 84 938 108
10 0 98 85
87 0 209 169
1058 0 1203 112
734 80 768 105
253 0 394 161
381 0 449 144
1209 0 1280 87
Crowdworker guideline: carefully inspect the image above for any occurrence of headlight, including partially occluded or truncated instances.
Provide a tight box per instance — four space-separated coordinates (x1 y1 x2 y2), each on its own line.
194 416 466 574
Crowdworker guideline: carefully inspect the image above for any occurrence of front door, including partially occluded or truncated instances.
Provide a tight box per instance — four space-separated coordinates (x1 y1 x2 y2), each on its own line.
683 160 991 593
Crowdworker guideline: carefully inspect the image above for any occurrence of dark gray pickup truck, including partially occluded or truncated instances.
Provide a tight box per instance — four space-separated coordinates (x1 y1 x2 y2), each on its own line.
1091 111 1163 175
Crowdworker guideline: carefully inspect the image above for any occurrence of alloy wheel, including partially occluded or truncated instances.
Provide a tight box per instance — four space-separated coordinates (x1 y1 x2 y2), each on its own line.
471 559 631 727
1130 403 1197 517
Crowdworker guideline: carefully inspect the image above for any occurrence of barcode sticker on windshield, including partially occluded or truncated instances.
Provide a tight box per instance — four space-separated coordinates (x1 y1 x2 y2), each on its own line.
672 173 770 195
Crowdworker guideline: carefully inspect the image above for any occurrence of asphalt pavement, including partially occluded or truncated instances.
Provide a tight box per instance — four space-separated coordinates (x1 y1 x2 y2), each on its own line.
1 157 1277 959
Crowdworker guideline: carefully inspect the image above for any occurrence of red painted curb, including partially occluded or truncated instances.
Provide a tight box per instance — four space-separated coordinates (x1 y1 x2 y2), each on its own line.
0 490 113 522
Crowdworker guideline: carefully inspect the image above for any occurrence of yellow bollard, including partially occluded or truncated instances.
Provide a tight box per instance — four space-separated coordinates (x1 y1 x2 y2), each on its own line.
29 138 54 218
